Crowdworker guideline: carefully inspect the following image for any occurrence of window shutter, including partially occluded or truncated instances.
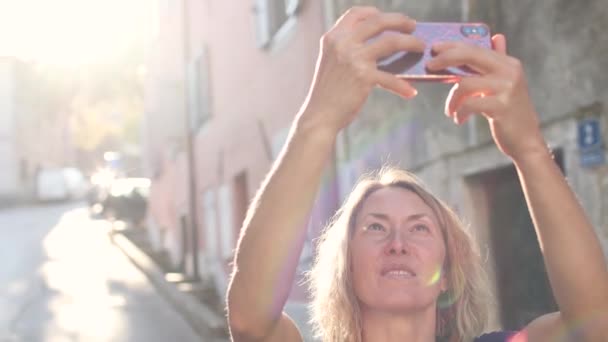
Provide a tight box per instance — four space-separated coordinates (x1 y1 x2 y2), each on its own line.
198 46 211 122
186 60 200 130
203 189 218 257
254 0 271 48
285 0 301 16
187 47 211 131
217 184 235 259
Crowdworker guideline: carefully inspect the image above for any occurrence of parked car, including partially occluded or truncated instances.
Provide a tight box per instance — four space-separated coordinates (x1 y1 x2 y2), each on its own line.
36 167 88 202
62 167 89 199
101 177 150 225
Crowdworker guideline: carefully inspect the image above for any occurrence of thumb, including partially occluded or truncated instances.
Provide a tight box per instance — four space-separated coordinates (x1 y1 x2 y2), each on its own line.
492 34 507 55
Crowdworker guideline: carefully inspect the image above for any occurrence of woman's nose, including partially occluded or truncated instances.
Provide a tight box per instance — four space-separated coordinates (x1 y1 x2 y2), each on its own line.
384 232 409 255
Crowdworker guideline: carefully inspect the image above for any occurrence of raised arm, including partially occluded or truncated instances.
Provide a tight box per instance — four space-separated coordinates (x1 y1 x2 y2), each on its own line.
428 35 608 341
514 130 608 341
226 7 424 341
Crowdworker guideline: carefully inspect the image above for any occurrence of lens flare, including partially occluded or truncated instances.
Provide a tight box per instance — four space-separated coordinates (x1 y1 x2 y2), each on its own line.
437 290 459 309
427 267 462 310
427 267 442 286
507 330 528 342
436 269 464 310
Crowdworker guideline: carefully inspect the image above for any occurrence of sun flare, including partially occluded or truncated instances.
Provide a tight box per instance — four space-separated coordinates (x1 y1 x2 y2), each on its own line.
0 0 149 65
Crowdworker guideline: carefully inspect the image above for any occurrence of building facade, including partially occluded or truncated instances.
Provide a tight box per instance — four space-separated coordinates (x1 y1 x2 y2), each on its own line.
141 0 190 274
0 57 75 204
143 1 325 336
0 58 24 202
330 0 608 331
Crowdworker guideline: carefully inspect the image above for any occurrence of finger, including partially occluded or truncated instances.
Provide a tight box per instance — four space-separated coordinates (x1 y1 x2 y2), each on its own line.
445 77 505 116
492 34 507 55
364 31 425 61
453 110 475 125
445 84 459 119
354 13 416 41
334 6 381 29
427 41 505 74
453 96 502 124
372 70 418 99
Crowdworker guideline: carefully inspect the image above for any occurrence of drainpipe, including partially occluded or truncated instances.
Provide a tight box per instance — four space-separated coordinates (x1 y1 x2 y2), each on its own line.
322 0 346 211
461 0 480 147
182 0 200 281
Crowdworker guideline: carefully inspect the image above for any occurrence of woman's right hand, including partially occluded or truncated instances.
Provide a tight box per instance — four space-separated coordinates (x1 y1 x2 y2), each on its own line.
300 7 425 135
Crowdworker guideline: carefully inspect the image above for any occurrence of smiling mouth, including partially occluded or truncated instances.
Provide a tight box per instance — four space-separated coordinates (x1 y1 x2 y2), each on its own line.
383 270 416 279
381 265 417 279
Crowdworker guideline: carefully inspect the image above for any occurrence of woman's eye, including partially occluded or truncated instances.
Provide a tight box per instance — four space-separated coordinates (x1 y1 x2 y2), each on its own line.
367 223 385 232
412 224 430 232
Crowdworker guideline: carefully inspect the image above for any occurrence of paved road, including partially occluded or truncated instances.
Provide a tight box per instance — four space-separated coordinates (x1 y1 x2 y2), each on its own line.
0 202 201 342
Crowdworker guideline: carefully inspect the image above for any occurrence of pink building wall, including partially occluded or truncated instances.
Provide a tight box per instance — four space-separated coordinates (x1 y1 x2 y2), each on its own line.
143 0 190 268
186 0 326 293
144 2 329 337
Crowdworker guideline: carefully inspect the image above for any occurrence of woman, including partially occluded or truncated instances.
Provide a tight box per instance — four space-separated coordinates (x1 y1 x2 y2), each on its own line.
226 7 608 342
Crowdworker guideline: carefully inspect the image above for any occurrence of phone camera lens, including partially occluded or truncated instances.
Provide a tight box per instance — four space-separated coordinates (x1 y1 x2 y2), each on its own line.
461 25 488 37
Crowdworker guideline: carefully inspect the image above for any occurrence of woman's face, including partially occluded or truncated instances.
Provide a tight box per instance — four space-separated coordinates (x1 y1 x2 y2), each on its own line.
350 187 447 313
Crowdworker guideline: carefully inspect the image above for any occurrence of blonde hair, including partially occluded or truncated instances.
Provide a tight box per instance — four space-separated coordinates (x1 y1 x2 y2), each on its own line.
308 167 490 342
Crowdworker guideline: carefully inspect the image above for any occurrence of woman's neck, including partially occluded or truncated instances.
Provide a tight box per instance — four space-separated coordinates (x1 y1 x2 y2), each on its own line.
360 305 437 342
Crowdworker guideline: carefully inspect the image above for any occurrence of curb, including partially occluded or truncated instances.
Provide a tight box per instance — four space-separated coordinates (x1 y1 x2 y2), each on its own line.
111 232 229 341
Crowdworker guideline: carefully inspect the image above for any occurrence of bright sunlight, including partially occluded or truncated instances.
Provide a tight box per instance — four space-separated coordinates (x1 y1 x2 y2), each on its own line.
0 0 151 66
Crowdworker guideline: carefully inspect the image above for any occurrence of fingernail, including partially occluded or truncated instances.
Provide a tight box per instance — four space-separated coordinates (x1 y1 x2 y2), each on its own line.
402 87 417 98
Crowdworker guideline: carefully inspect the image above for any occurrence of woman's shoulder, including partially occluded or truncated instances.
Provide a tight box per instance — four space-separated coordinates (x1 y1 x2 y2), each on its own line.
473 330 520 341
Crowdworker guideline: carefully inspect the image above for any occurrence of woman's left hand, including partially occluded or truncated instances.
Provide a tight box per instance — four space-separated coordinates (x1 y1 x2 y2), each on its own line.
426 34 547 163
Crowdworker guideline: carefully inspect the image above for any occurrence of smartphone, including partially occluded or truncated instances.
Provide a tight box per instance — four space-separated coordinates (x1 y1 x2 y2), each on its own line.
376 22 492 82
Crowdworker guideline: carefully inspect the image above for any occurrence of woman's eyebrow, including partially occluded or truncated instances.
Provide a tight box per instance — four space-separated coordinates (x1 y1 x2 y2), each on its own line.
364 212 433 222
405 213 434 223
365 212 390 221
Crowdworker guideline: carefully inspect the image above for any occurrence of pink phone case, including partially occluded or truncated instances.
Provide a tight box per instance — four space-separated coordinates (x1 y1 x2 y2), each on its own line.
376 22 492 82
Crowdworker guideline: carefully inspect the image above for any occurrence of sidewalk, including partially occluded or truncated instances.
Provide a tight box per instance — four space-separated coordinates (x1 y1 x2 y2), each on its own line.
109 225 229 342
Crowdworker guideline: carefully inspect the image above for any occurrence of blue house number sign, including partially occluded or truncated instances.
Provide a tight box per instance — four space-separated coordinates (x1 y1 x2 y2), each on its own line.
578 118 605 168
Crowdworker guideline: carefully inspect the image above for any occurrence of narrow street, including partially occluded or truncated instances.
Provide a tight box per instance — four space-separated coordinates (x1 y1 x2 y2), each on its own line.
0 202 201 342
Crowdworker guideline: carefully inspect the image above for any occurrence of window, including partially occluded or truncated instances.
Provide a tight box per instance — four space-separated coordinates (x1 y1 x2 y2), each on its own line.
254 0 302 48
187 46 211 130
217 184 235 259
232 171 249 238
202 189 219 257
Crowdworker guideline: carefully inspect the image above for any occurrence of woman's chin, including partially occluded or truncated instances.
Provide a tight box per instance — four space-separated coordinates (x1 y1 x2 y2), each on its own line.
364 293 437 313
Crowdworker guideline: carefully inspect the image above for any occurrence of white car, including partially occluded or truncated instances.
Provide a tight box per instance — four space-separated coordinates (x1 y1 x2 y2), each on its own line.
36 167 88 201
62 167 88 199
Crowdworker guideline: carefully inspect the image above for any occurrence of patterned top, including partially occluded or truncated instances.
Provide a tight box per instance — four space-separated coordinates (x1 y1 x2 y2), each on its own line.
474 331 519 341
